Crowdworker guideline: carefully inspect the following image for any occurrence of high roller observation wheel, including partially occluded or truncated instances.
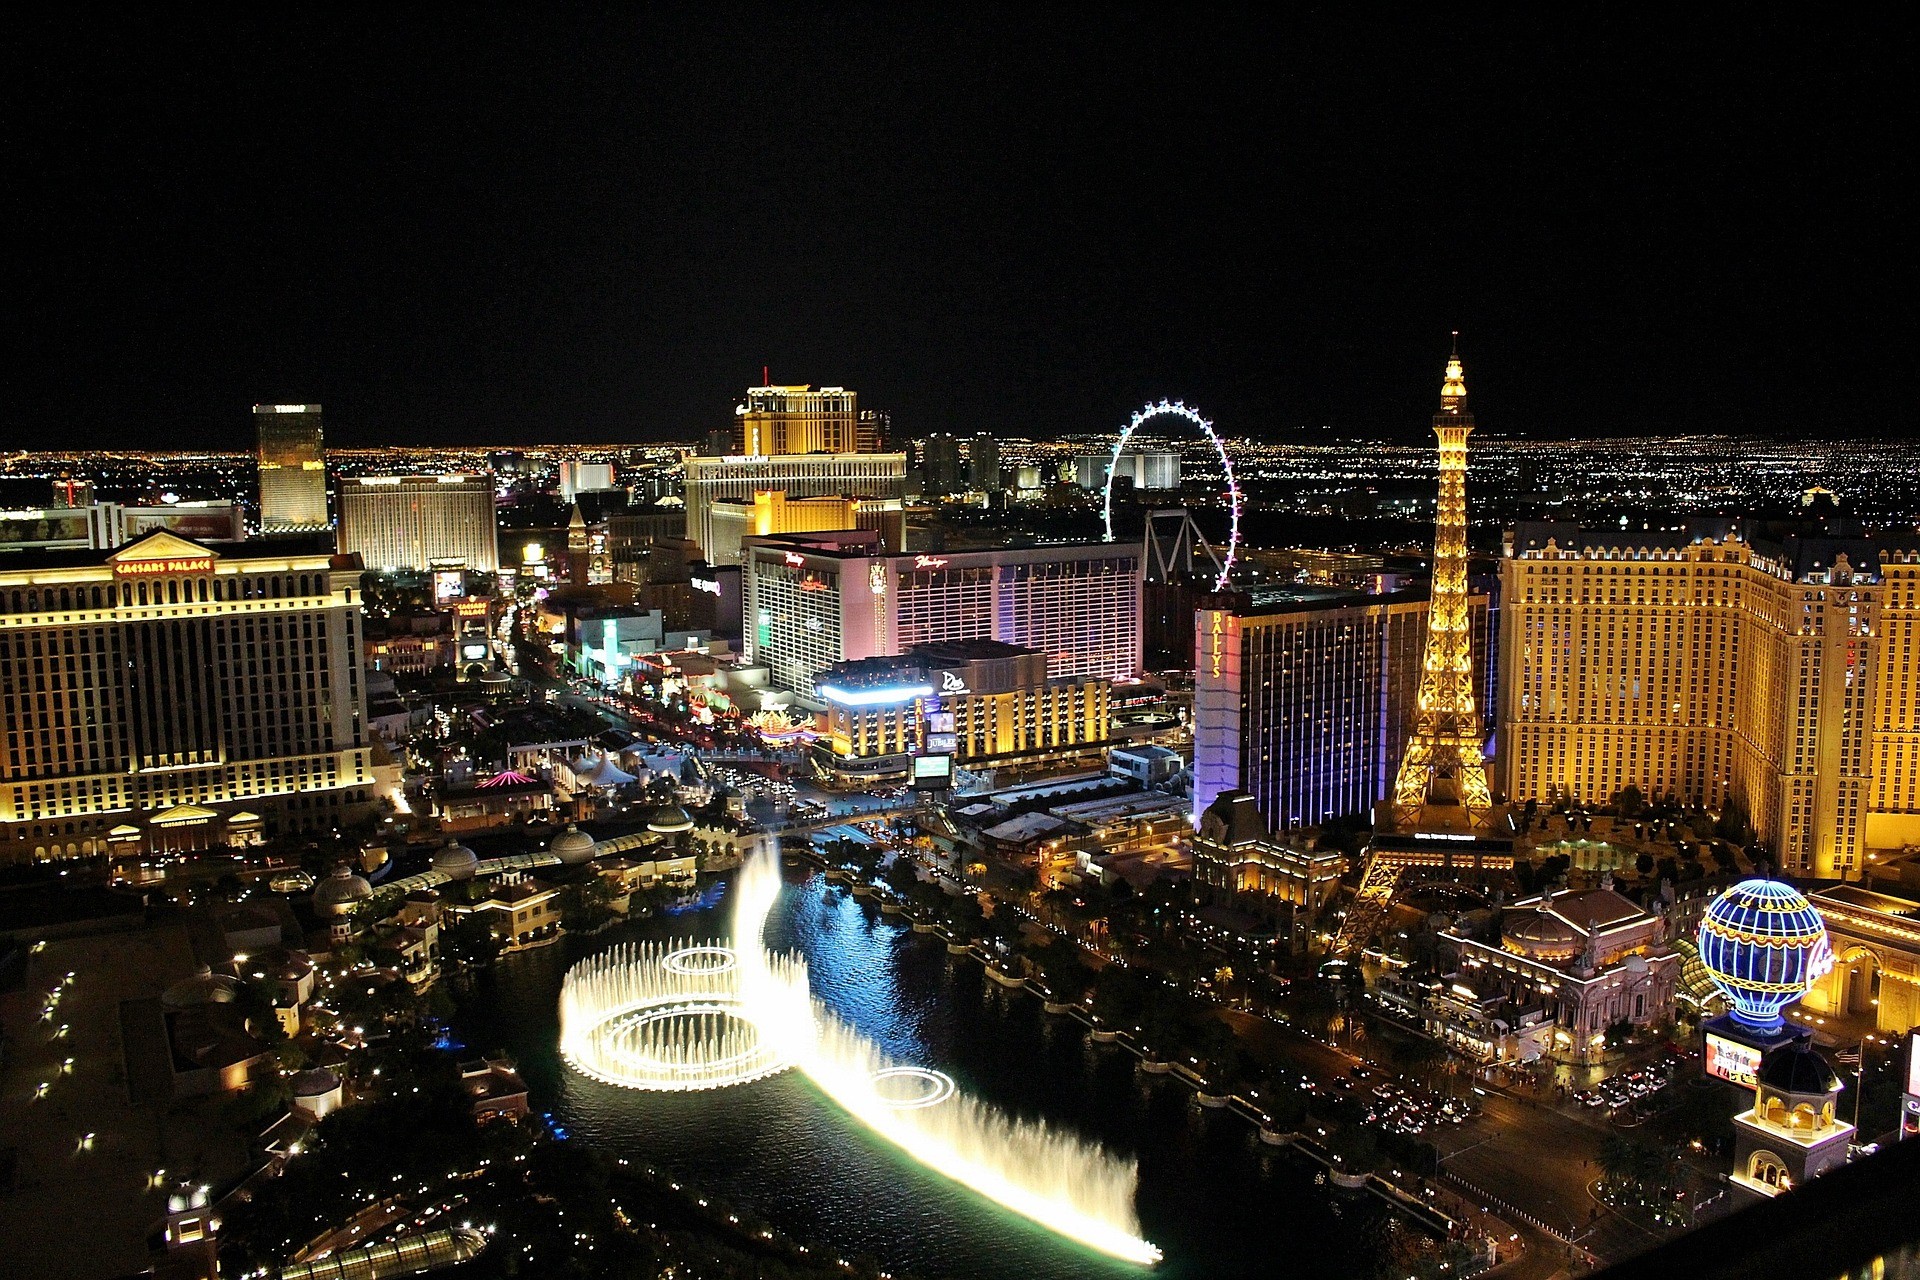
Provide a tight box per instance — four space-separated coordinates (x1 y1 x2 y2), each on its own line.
1100 399 1241 592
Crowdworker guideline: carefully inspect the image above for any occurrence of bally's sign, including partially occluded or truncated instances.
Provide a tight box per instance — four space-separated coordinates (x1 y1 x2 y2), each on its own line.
114 556 214 577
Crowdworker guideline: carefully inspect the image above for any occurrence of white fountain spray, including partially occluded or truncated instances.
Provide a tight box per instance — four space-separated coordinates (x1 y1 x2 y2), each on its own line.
558 848 1161 1266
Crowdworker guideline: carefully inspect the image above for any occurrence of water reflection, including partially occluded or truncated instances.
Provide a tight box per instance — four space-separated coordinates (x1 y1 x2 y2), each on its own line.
457 868 1396 1279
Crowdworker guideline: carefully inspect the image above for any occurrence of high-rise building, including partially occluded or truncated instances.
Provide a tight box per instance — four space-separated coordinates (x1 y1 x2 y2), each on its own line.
338 475 499 573
1073 451 1180 493
742 533 1142 695
704 490 904 566
1499 521 1920 879
921 433 964 495
682 452 907 561
255 403 329 534
1391 344 1494 832
0 530 375 862
728 385 870 456
1191 587 1491 830
557 460 615 500
970 433 1002 491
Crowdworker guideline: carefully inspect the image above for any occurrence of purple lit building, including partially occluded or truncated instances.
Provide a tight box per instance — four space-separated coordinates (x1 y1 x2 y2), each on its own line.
1192 588 1490 830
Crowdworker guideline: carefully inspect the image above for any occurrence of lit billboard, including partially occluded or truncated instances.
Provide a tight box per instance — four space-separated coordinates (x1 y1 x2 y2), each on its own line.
1705 1032 1762 1088
911 754 953 790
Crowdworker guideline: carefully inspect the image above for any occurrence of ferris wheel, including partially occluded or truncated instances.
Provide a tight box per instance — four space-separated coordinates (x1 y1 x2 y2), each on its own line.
1100 399 1241 591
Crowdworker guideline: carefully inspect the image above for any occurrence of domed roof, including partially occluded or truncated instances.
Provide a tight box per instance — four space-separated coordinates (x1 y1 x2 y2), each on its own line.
431 842 480 880
550 825 598 865
1698 878 1835 1032
1759 1041 1840 1096
313 862 375 914
242 946 315 984
291 1067 343 1097
1501 909 1582 962
164 964 238 1007
645 803 694 834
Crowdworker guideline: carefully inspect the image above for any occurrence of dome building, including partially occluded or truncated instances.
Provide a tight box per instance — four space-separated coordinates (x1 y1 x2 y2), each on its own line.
163 964 238 1008
313 863 374 918
645 803 694 835
290 1067 345 1119
431 842 480 881
1428 882 1680 1064
549 825 598 865
1500 910 1583 965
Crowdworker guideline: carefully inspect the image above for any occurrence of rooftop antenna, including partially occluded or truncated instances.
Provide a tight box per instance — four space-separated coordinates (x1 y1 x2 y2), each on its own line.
762 364 770 386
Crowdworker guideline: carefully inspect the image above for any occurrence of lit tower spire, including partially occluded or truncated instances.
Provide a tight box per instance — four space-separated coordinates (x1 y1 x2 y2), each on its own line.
1390 336 1493 830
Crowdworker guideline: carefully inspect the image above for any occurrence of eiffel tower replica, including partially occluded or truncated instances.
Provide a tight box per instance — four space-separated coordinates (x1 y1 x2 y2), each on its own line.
1391 337 1494 831
1332 339 1498 957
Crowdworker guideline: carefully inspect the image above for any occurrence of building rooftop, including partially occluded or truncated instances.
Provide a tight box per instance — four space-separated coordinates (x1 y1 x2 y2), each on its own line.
0 529 345 573
1543 887 1651 934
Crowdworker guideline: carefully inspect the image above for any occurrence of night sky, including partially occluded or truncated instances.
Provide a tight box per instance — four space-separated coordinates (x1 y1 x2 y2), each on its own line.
5 11 1909 449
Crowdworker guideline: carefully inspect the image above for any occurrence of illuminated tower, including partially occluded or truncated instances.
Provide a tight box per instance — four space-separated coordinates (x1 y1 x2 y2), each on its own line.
1390 339 1493 831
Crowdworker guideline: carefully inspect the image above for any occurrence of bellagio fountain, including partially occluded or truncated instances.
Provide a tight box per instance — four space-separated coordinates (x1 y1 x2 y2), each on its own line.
558 847 1162 1266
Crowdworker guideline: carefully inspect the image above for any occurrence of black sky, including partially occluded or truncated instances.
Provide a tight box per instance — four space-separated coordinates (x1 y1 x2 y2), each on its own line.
5 10 1911 450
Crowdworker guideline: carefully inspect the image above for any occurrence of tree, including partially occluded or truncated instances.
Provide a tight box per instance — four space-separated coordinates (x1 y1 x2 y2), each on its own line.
1606 1017 1636 1051
1612 785 1645 816
443 913 502 967
1325 1123 1379 1174
1598 1133 1639 1186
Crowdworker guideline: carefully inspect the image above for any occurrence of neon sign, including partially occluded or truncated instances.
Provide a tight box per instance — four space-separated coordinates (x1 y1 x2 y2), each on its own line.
913 555 948 569
783 551 806 568
115 556 213 577
817 683 933 707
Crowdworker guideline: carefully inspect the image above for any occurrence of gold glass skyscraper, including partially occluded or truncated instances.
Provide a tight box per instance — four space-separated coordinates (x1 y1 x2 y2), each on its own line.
255 403 329 533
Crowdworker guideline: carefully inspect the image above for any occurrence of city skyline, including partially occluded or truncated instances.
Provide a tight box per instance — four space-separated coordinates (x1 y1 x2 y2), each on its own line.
4 12 1917 1280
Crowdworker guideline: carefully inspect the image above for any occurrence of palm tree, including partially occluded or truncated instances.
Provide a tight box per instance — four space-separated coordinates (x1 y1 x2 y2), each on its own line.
1598 1134 1639 1187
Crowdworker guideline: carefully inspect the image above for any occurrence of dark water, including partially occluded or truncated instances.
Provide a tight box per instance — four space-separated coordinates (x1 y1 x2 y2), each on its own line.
455 870 1396 1279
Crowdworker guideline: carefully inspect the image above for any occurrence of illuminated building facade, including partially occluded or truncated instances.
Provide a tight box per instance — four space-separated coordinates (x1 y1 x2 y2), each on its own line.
557 459 615 500
1499 523 1920 878
254 403 329 534
338 474 499 573
0 530 374 863
682 452 907 561
705 490 904 566
814 639 1111 785
727 384 872 456
742 533 1142 696
1801 878 1920 1034
1438 882 1679 1063
1192 789 1345 923
1074 452 1180 492
1191 587 1490 830
1 502 245 553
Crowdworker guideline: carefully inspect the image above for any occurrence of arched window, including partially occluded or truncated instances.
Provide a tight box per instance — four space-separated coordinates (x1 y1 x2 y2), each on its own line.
1748 1150 1790 1190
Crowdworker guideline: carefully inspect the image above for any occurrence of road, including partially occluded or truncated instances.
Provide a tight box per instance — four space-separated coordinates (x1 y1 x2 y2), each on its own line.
1218 1007 1661 1271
